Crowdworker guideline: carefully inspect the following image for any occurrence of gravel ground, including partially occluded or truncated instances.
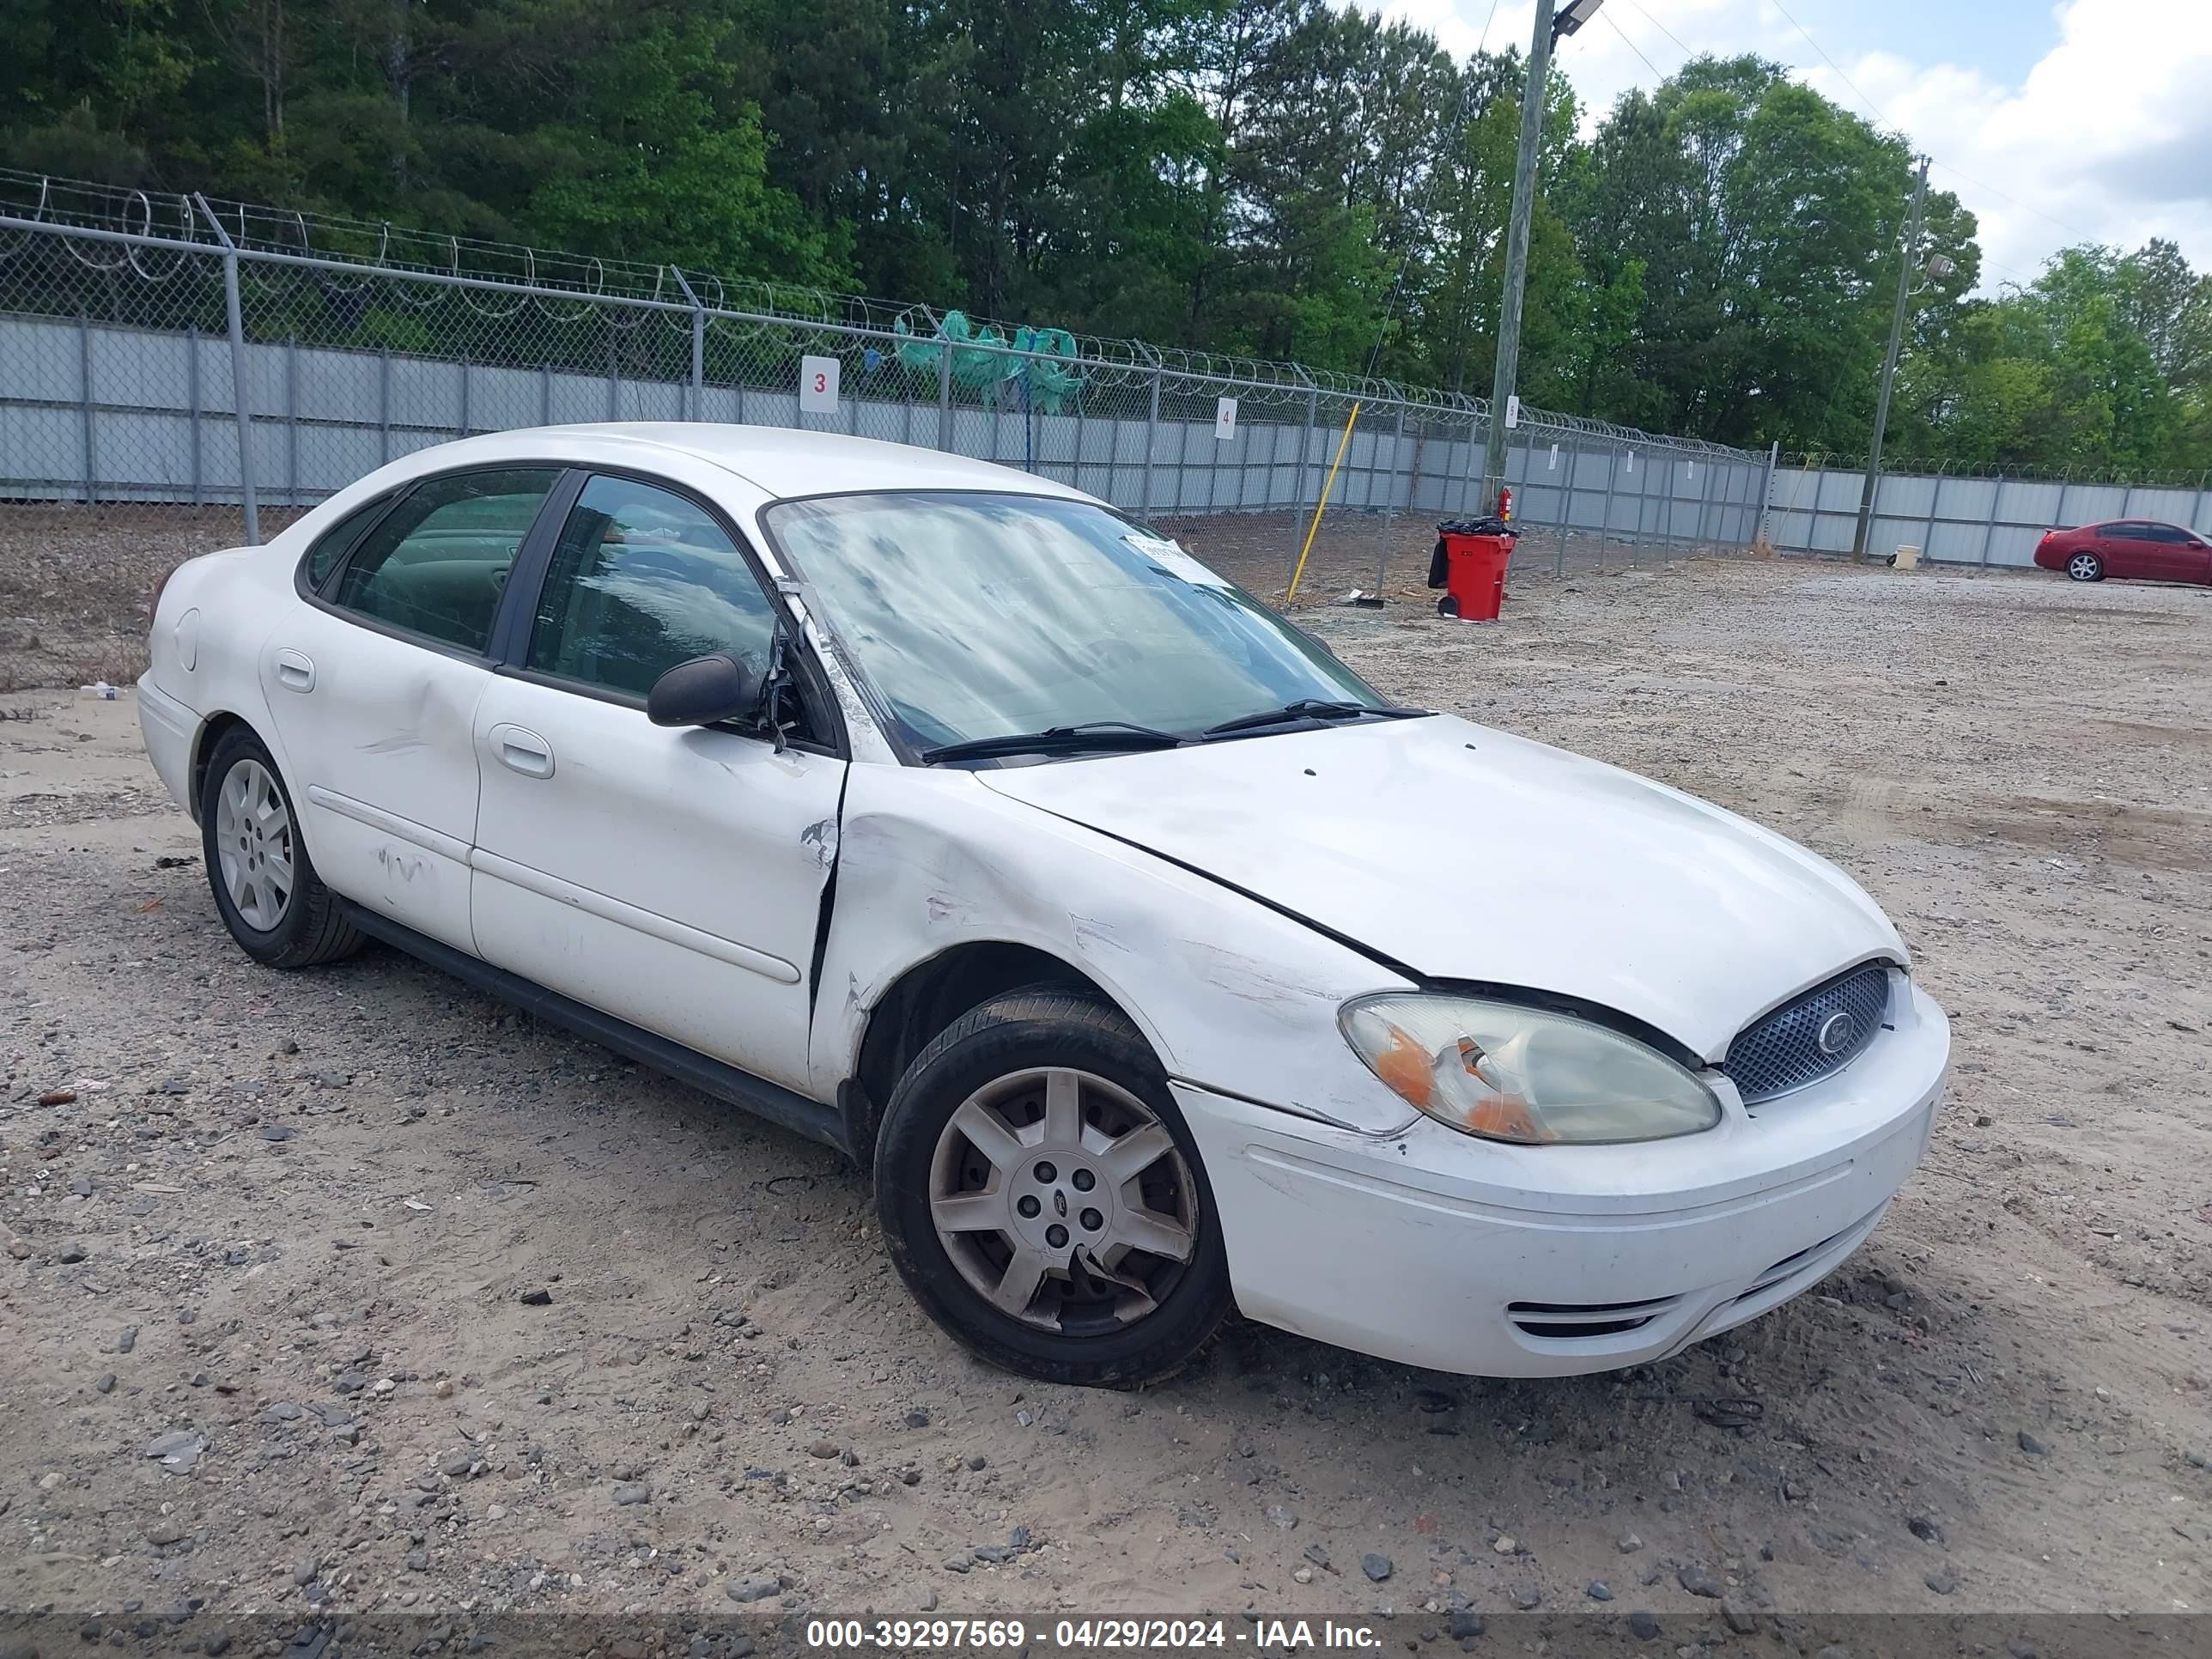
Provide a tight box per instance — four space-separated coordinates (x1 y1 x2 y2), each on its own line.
3 555 2210 1653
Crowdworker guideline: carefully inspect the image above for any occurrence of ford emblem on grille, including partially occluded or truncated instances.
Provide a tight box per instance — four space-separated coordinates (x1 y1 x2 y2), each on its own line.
1725 964 1890 1103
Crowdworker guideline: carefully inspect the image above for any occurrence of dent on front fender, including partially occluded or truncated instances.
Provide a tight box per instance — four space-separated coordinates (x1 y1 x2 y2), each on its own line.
806 763 1419 1135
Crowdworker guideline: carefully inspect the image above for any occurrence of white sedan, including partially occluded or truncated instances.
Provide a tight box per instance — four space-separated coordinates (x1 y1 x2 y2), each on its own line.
140 424 1948 1386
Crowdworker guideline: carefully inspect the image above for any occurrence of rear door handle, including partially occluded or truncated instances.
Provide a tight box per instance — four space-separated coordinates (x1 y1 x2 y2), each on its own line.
489 722 554 780
274 648 314 693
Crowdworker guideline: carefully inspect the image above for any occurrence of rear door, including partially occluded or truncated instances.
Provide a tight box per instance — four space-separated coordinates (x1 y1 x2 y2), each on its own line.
262 466 562 952
2097 521 2158 579
468 470 846 1095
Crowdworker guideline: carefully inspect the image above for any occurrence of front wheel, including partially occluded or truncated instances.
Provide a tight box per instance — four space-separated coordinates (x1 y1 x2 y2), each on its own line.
874 989 1231 1387
2067 551 2104 582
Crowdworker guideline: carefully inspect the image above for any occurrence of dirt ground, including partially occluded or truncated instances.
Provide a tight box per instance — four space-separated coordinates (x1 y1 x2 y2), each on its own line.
4 554 2212 1654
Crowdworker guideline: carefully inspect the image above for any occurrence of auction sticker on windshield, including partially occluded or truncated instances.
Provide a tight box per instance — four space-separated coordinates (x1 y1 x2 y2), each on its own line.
1125 533 1230 588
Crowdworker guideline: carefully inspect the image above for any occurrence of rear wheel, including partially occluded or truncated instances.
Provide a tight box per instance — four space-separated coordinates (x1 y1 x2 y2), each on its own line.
199 727 363 969
874 988 1231 1387
2066 551 2104 582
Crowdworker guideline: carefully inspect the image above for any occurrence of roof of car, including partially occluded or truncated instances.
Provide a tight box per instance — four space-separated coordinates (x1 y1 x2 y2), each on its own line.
529 422 1096 505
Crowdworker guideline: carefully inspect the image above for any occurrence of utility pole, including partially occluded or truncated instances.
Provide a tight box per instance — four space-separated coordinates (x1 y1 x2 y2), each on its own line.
1480 0 1558 517
1852 153 1929 562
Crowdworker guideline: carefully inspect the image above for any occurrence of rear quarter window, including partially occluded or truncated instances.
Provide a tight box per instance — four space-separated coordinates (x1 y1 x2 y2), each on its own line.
301 495 394 593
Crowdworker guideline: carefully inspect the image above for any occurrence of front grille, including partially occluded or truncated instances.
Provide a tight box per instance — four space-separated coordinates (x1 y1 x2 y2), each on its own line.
1725 964 1891 1103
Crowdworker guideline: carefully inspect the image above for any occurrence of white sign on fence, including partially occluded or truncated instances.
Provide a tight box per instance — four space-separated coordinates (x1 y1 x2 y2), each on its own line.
1214 397 1238 440
1625 449 1635 475
1548 442 1559 470
799 355 841 414
1504 395 1521 429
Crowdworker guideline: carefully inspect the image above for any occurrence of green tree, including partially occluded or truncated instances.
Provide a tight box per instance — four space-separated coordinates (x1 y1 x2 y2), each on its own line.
10 0 2212 475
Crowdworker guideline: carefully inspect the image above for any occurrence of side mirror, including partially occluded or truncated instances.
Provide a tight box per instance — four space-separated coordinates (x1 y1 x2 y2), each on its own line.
647 653 758 728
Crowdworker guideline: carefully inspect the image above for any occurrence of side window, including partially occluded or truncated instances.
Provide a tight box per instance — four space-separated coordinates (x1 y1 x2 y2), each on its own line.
526 475 781 701
301 495 392 592
2110 521 2154 541
2142 523 2188 544
331 468 559 653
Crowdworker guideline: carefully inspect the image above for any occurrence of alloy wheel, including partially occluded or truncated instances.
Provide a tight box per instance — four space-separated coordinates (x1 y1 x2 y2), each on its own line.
214 756 295 931
928 1066 1200 1334
2068 553 2100 580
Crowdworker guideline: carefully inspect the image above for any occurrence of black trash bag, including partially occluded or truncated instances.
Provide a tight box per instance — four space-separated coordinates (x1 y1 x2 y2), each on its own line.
1427 537 1449 589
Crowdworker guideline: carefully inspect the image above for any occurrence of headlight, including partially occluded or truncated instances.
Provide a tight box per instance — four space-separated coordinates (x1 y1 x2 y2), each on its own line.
1339 994 1721 1145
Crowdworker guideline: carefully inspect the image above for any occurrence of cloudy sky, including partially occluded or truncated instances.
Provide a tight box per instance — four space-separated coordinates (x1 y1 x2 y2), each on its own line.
1375 0 2212 292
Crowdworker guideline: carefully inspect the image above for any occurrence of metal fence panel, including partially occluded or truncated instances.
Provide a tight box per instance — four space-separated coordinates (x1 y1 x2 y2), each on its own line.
2131 485 2200 522
1763 459 2212 568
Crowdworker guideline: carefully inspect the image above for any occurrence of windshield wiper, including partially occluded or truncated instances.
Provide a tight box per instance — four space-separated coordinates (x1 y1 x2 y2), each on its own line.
921 721 1189 764
1201 700 1423 738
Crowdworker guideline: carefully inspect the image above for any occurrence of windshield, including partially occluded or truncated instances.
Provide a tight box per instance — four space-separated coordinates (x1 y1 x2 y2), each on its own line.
760 491 1396 754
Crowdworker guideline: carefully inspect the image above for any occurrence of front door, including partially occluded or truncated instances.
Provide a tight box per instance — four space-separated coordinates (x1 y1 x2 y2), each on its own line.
261 465 562 952
2138 523 2210 583
468 471 845 1096
2187 531 2212 586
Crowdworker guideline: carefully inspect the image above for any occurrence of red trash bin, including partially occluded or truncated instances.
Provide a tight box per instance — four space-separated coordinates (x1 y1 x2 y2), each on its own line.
1431 521 1517 621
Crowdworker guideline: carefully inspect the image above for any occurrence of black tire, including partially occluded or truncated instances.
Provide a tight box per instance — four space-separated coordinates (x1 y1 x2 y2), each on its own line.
198 726 364 969
874 988 1231 1388
1437 594 1459 617
2066 551 2104 582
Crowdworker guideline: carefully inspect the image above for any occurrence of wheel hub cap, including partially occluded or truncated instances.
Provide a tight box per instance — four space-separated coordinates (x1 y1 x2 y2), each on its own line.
928 1066 1200 1334
214 757 295 931
1006 1152 1120 1256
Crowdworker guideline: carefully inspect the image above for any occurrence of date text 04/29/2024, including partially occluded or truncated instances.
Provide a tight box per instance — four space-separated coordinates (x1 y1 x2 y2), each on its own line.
802 1619 1383 1651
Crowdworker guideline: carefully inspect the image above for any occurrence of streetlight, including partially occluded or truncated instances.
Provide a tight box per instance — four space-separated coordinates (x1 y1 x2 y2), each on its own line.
1481 0 1603 514
1553 0 1608 39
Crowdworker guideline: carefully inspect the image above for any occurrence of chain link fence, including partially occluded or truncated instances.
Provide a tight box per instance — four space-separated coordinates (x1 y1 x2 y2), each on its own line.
1 173 1771 686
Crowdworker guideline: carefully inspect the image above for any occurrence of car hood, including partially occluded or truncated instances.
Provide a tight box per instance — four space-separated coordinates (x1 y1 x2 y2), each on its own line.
975 714 1905 1061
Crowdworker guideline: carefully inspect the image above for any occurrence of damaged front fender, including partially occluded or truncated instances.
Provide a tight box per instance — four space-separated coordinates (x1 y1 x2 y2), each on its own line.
810 764 1420 1139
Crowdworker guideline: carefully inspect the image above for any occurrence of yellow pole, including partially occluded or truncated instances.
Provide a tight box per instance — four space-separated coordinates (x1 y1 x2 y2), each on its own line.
1286 401 1361 601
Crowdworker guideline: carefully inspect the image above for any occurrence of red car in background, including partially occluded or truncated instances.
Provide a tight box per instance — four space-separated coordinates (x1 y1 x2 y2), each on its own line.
2035 520 2212 584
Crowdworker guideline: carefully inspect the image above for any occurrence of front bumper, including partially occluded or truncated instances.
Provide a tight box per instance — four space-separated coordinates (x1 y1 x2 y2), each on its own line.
1176 975 1948 1376
137 675 199 819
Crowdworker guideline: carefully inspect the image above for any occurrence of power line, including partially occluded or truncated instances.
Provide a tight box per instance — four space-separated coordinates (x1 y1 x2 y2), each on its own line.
1474 0 1501 56
1765 0 1893 129
1601 7 1668 78
1623 0 1693 59
1748 2 2095 282
1929 159 2100 246
1564 0 2090 290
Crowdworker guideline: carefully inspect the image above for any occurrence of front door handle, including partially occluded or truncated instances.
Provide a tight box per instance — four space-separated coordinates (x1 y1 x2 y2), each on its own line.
274 648 314 693
489 723 555 780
